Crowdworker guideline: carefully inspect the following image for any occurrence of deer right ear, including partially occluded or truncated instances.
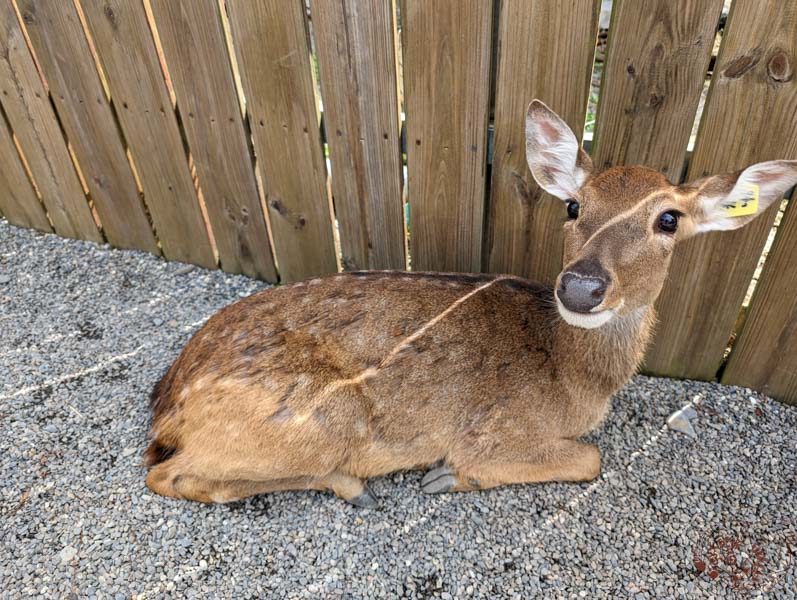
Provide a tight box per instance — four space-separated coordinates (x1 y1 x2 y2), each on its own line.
525 100 593 200
687 160 797 233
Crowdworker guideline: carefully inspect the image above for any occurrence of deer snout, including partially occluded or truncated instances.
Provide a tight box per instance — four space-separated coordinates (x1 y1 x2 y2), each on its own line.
556 260 610 313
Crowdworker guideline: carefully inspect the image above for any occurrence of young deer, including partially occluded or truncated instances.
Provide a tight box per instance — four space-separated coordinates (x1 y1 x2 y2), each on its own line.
144 100 797 507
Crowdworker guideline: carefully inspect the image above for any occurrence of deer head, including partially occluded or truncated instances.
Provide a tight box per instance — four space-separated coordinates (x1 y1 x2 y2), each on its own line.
525 100 797 329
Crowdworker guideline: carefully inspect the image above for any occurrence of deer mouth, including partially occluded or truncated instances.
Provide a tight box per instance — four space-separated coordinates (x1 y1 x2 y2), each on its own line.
555 296 618 329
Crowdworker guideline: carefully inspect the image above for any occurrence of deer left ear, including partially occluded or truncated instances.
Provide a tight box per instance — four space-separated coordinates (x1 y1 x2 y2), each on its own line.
688 160 797 233
525 99 593 200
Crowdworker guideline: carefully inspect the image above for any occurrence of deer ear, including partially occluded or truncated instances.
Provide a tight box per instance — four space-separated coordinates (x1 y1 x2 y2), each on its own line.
525 99 592 200
688 160 797 233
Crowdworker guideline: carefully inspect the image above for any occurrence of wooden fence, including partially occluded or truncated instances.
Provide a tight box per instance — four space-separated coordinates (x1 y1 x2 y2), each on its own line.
0 0 795 403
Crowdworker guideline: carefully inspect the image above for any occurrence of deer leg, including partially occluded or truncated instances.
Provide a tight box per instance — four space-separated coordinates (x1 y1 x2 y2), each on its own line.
184 472 378 507
421 439 600 494
145 455 320 503
208 471 377 507
177 476 327 503
146 461 320 503
317 471 379 508
145 458 182 499
147 459 377 507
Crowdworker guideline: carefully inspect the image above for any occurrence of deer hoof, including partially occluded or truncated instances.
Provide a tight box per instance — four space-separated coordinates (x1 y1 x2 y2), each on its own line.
421 466 457 494
347 483 379 509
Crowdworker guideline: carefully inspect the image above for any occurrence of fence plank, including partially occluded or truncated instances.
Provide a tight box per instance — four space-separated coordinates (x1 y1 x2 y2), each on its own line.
0 2 99 242
0 113 50 231
592 0 724 179
487 0 600 283
402 0 493 272
722 200 797 404
226 0 337 281
18 0 158 253
644 0 797 380
81 0 216 268
148 0 277 281
312 0 405 271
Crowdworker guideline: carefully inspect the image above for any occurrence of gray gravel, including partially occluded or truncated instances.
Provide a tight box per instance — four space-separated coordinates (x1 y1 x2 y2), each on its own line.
1 219 795 599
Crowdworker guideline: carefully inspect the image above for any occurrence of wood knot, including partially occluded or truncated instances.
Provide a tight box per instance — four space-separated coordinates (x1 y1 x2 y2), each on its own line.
723 51 762 79
626 63 636 78
269 198 287 216
767 51 792 82
103 4 118 29
269 198 306 229
512 171 540 208
648 93 664 108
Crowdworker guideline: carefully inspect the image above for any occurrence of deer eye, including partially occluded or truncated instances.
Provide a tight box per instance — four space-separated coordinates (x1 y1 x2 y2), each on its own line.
657 210 680 234
566 200 580 220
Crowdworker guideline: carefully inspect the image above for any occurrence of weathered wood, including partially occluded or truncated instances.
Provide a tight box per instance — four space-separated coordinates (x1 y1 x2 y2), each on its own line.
312 0 405 271
81 0 216 268
402 0 493 272
18 0 157 253
226 0 337 281
0 112 50 231
592 0 724 179
722 199 797 404
487 0 600 283
644 0 797 379
149 0 277 281
0 2 99 242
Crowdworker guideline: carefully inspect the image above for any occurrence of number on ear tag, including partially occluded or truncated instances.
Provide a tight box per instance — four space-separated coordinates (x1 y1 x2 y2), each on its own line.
722 182 759 217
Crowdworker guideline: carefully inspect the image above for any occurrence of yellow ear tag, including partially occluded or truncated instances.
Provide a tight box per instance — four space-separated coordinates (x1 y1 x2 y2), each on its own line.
722 182 759 217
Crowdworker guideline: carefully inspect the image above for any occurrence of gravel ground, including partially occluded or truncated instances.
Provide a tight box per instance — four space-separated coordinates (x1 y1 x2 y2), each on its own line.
1 220 795 599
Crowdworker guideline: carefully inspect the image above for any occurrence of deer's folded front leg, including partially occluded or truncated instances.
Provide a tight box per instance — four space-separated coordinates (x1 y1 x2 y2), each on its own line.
421 439 600 494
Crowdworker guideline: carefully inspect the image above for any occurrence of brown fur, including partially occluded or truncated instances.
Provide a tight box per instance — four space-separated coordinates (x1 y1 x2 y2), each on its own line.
143 101 795 506
144 264 654 504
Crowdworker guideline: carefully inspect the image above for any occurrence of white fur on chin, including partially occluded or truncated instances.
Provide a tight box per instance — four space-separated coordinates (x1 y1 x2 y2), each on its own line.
556 297 615 329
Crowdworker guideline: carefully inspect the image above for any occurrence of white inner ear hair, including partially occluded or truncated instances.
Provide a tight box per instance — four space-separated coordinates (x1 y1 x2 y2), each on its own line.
698 177 759 232
533 151 585 198
527 122 587 199
697 160 797 233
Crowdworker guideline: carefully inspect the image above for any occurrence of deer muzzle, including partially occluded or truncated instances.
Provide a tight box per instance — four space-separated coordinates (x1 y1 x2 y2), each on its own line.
556 259 610 313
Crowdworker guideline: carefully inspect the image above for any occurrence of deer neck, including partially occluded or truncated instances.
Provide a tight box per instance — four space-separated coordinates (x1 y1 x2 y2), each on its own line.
555 305 655 397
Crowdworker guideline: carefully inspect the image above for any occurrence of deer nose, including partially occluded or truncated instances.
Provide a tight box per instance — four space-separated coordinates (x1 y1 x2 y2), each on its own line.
557 261 609 313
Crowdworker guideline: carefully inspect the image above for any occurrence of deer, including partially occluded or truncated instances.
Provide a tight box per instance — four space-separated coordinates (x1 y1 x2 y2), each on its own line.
143 100 797 508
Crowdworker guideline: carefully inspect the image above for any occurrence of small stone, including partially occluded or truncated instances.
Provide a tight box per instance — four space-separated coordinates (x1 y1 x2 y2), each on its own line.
667 405 698 438
59 546 78 564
